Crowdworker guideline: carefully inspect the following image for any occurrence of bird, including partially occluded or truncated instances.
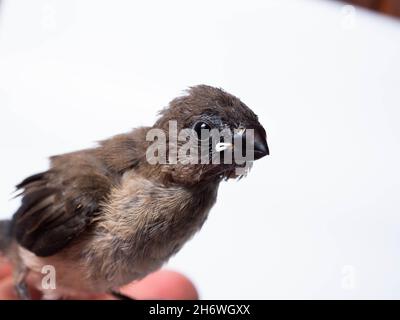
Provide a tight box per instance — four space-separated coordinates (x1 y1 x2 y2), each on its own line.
0 85 269 299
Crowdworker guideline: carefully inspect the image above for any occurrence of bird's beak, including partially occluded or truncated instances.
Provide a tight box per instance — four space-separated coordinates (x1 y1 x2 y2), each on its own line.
253 127 269 160
232 126 269 161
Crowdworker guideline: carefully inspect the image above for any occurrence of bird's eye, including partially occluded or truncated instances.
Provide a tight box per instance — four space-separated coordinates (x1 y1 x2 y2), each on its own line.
193 121 211 140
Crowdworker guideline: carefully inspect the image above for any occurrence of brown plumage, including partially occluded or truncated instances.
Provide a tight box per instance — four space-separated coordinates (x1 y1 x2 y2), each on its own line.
0 85 269 299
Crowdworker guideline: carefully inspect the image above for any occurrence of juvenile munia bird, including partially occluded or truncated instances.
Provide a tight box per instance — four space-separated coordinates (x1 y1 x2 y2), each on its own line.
0 85 269 299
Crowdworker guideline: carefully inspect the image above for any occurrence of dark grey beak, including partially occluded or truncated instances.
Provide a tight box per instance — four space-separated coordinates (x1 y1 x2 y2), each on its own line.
253 128 269 160
233 126 269 161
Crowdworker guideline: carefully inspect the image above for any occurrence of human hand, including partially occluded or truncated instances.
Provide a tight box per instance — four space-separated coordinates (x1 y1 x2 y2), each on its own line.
0 262 198 300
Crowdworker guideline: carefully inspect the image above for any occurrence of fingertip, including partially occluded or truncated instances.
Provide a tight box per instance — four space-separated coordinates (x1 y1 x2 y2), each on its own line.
0 262 12 281
0 276 18 300
121 270 199 300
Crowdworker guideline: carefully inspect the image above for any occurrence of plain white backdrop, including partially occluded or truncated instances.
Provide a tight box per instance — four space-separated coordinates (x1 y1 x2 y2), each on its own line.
1 0 400 299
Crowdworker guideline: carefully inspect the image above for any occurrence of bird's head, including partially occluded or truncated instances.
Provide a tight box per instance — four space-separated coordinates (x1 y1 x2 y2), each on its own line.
148 85 269 186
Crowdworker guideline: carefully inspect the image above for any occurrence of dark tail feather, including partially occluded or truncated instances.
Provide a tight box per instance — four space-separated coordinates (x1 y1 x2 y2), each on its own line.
0 220 12 253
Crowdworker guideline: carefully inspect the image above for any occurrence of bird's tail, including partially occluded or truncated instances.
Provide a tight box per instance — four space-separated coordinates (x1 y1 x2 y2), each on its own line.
0 219 12 255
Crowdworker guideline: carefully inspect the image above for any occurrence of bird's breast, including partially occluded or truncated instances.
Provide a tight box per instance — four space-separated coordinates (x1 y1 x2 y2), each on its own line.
81 171 219 290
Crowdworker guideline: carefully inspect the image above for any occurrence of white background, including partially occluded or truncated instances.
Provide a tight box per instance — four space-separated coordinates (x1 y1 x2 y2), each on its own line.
1 0 400 299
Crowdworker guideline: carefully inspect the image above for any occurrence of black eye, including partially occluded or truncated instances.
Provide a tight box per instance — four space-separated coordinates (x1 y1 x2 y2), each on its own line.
193 121 211 139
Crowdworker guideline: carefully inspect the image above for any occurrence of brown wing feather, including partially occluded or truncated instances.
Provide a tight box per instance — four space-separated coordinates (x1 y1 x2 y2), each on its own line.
12 152 114 257
12 129 147 257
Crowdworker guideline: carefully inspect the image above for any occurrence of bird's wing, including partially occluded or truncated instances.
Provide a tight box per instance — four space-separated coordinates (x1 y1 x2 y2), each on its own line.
12 151 116 257
12 128 147 257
